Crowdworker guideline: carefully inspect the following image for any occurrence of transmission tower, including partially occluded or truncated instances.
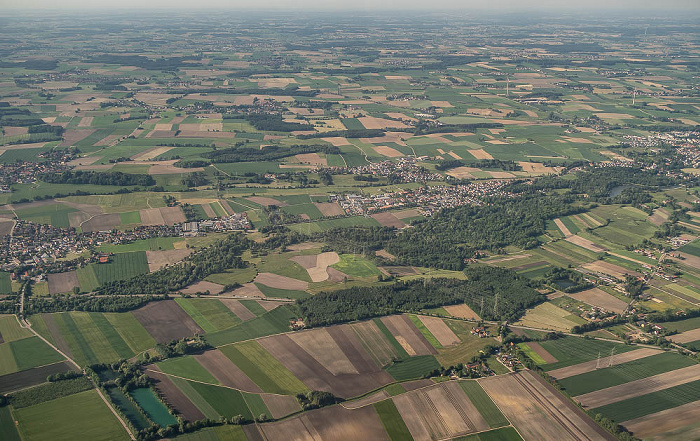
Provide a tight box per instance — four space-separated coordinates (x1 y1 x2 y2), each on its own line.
595 352 601 370
608 347 616 367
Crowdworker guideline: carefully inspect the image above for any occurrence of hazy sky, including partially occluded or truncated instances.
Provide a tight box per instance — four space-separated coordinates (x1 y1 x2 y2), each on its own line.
4 0 700 10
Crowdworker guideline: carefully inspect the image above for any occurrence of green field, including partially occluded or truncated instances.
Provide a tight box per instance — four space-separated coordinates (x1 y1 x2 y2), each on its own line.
204 305 296 347
14 203 77 228
593 378 700 423
0 273 11 294
0 406 21 441
558 352 697 396
408 315 442 349
97 237 182 253
374 399 413 441
0 315 32 342
158 356 220 384
517 343 547 365
679 239 700 257
538 337 636 371
174 299 241 333
373 318 410 360
91 251 150 285
459 381 509 428
0 336 65 376
253 283 310 299
13 389 130 441
386 355 441 381
331 254 382 278
187 382 253 420
219 341 307 395
660 316 700 333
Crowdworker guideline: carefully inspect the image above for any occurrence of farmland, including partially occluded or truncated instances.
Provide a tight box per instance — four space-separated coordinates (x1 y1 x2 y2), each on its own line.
2 7 700 441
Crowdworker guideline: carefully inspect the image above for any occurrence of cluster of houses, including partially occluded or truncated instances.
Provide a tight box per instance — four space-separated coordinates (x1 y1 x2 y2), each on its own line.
327 157 444 183
471 326 491 338
181 213 251 234
330 180 511 217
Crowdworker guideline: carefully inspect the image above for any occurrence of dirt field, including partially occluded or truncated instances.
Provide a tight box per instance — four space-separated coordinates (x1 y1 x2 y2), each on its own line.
576 364 700 408
258 332 392 398
467 149 493 159
180 281 224 295
548 348 661 380
322 136 351 146
443 304 481 321
146 249 192 272
47 271 80 294
246 196 287 207
41 314 73 358
358 117 409 130
254 273 308 290
649 208 670 226
350 320 400 367
292 251 340 282
342 390 390 409
147 367 205 421
393 209 421 220
81 213 121 232
261 403 389 441
446 166 479 179
314 202 344 216
480 371 616 441
554 218 572 237
373 145 404 158
148 161 204 175
138 208 165 226
230 283 265 298
582 261 640 280
132 300 204 344
261 393 301 419
131 147 173 161
526 342 558 363
0 361 73 393
566 235 607 252
371 212 406 229
568 288 629 313
193 349 262 392
295 153 326 166
0 220 12 237
623 400 700 439
417 316 459 346
669 327 700 344
381 315 438 356
393 381 489 441
289 328 359 375
58 129 96 147
219 299 257 321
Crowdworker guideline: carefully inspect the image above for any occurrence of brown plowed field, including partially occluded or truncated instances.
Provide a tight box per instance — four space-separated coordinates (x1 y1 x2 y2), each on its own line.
261 393 301 419
258 333 391 398
257 300 286 311
290 255 316 269
0 220 13 237
42 313 73 358
373 145 404 158
81 213 121 232
58 129 95 147
47 271 79 294
326 267 348 282
567 235 607 253
326 325 379 374
246 196 286 207
567 288 629 313
139 208 165 226
147 367 205 421
230 283 264 298
255 273 308 290
180 280 224 295
220 200 236 216
480 371 616 441
444 304 481 321
342 390 390 409
350 320 400 368
314 202 344 217
132 300 204 344
371 212 406 228
554 218 572 237
261 403 389 441
0 361 72 393
576 364 700 408
381 315 437 356
417 316 459 346
526 342 558 363
219 299 257 321
201 203 216 218
160 206 186 225
193 349 262 392
468 149 493 160
145 249 192 272
393 381 488 441
582 261 640 280
669 327 700 344
623 400 700 439
289 328 359 375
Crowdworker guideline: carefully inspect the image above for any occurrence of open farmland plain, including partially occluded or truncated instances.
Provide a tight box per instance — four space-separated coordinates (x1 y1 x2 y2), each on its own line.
2 8 700 441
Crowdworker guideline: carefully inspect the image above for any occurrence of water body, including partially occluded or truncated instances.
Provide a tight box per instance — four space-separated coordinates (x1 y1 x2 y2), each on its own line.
129 387 178 427
106 386 151 430
609 184 632 197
